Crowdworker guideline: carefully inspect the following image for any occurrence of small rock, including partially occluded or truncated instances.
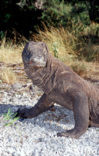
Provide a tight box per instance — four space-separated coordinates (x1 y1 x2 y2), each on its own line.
11 83 23 90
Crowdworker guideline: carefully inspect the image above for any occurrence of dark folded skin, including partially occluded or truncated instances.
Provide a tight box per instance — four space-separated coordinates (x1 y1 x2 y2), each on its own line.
16 41 99 138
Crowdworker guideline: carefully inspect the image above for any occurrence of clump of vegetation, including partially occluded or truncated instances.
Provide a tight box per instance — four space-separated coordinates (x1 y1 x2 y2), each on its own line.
0 68 18 84
41 0 72 27
3 108 19 126
0 0 99 40
83 23 99 37
33 26 77 64
80 43 99 62
33 25 98 77
0 39 23 64
77 23 99 62
52 42 59 58
0 39 24 84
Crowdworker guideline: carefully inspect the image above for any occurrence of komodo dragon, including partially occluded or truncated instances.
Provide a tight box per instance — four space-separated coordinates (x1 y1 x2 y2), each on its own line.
16 41 99 138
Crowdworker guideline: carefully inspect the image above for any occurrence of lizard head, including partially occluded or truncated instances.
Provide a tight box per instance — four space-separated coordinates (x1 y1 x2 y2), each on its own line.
22 41 48 69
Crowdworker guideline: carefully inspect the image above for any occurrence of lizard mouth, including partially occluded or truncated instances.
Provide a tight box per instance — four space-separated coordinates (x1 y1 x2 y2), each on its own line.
26 61 44 70
27 59 46 68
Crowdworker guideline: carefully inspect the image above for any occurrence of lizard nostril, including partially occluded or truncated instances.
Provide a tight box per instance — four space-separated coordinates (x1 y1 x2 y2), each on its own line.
29 61 33 64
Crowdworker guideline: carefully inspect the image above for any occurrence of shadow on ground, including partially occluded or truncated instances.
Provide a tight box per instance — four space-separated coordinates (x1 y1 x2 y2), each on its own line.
0 103 73 133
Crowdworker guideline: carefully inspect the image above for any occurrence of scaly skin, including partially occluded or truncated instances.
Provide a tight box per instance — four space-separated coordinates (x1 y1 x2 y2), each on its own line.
16 41 99 139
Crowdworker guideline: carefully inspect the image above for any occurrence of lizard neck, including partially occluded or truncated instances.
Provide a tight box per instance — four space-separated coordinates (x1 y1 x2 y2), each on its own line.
30 54 58 93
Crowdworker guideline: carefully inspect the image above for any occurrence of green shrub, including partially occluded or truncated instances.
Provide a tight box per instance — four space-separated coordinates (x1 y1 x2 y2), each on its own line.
41 0 91 29
3 108 19 126
41 0 72 27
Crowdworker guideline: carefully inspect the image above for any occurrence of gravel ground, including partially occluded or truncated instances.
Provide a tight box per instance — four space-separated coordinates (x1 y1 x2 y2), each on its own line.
0 83 99 156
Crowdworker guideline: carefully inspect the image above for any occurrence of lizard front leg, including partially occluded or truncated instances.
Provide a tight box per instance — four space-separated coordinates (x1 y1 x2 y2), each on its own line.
15 93 54 119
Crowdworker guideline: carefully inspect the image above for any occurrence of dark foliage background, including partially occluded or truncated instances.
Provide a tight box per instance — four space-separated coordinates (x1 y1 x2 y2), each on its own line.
0 0 99 41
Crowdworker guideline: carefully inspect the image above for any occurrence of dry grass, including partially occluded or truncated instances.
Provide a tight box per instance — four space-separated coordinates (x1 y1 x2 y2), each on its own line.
0 39 23 64
0 68 18 84
33 26 77 64
33 26 94 76
0 39 24 84
77 23 99 62
0 25 98 84
33 26 99 77
83 23 99 37
78 38 99 62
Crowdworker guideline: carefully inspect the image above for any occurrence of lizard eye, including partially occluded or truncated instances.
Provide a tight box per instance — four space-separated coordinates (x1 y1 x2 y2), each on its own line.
23 49 32 62
26 51 32 60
